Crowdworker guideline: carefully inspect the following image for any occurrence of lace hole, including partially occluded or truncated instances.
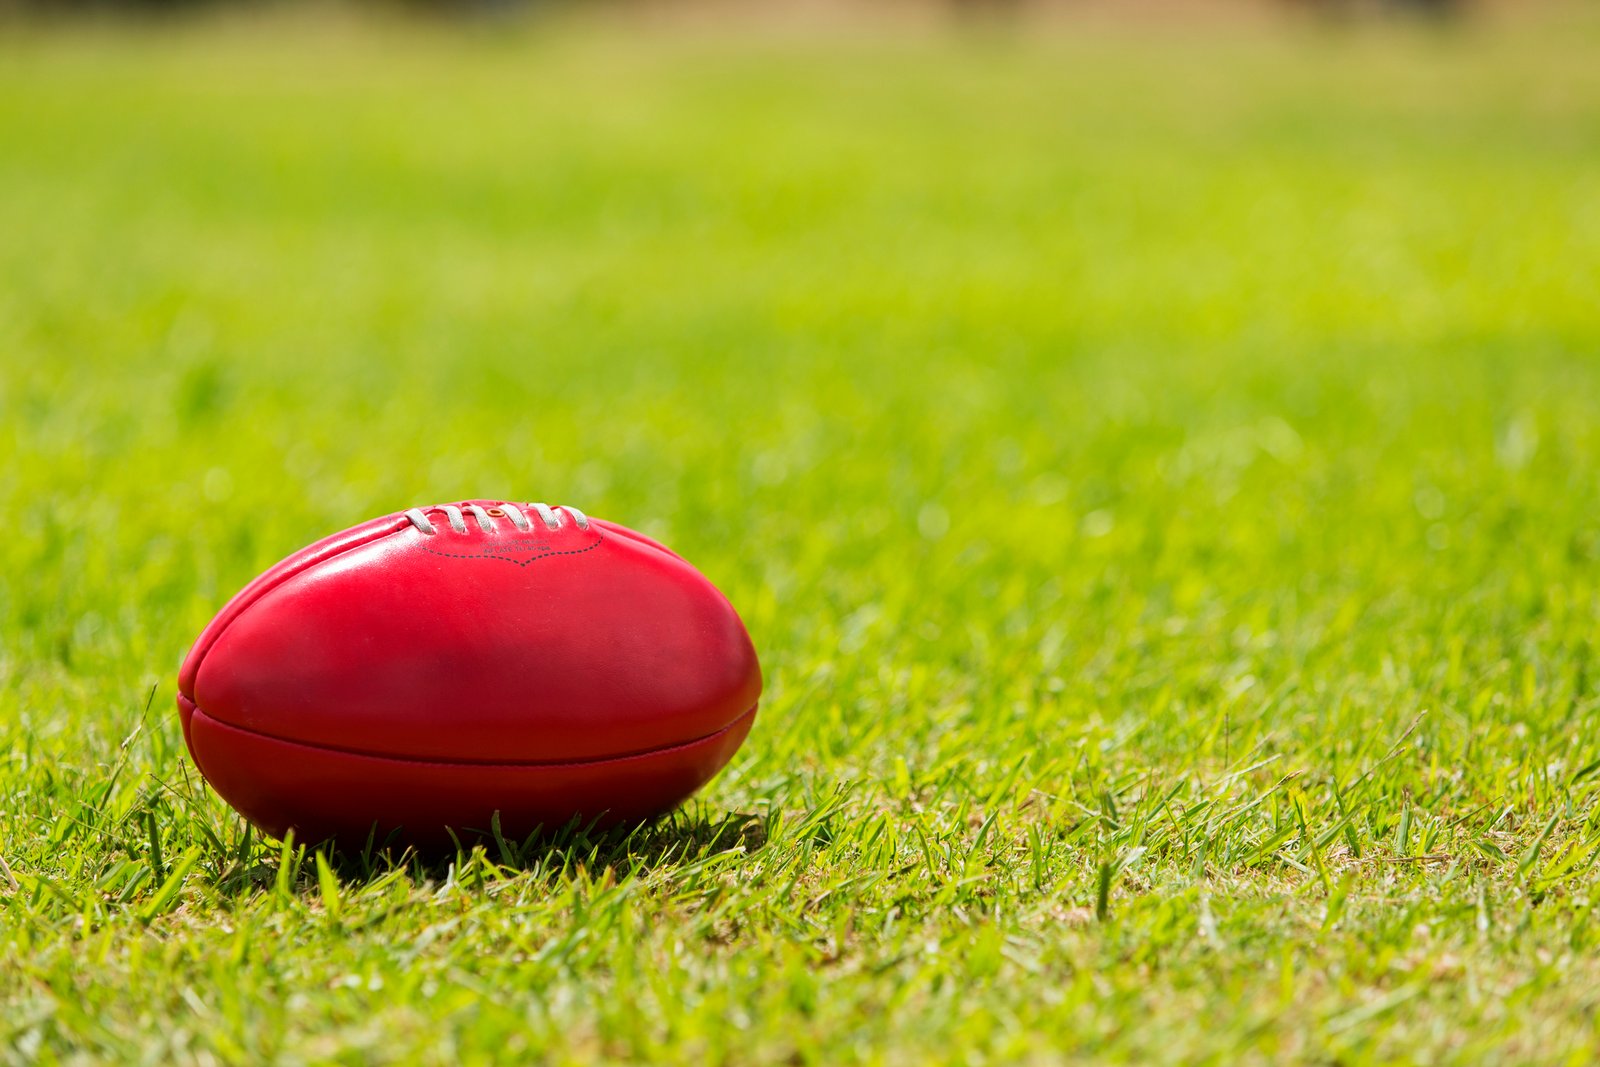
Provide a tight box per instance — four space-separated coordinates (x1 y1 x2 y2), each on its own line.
486 507 505 518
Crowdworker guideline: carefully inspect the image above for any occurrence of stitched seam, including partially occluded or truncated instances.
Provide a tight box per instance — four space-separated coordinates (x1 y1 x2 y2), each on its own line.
183 519 409 700
593 521 687 564
190 702 759 769
418 528 606 567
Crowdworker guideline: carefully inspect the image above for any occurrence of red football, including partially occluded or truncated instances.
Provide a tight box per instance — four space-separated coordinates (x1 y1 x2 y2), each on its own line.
177 500 761 849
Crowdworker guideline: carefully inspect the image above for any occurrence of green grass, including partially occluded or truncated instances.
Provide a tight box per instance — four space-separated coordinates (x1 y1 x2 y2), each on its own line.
4 7 1600 1062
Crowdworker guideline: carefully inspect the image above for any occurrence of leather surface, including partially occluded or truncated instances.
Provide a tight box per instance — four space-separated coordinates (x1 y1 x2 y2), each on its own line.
181 695 757 848
176 501 761 843
178 512 412 698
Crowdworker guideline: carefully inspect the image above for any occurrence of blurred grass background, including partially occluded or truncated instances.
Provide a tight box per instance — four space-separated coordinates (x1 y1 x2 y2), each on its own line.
3 2 1600 1062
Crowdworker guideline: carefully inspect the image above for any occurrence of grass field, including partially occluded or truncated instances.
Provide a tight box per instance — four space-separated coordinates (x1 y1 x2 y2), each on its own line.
3 6 1600 1063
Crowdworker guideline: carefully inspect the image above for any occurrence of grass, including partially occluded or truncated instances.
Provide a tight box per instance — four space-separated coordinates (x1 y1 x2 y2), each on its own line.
3 5 1600 1062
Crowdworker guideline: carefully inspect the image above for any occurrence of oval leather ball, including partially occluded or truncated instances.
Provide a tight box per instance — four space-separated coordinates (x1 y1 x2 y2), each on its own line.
176 500 761 849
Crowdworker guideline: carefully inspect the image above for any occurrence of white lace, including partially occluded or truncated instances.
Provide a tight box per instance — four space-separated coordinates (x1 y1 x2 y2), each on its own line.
405 503 590 536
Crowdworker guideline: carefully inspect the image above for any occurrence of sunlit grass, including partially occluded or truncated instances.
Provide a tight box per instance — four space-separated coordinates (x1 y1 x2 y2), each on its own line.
2 8 1600 1063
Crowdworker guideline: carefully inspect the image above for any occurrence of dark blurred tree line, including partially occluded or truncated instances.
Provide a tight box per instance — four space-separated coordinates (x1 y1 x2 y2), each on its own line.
0 0 1470 18
0 0 544 12
950 0 1468 19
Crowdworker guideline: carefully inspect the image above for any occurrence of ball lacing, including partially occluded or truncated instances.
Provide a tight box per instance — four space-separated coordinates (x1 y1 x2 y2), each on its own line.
404 503 590 536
